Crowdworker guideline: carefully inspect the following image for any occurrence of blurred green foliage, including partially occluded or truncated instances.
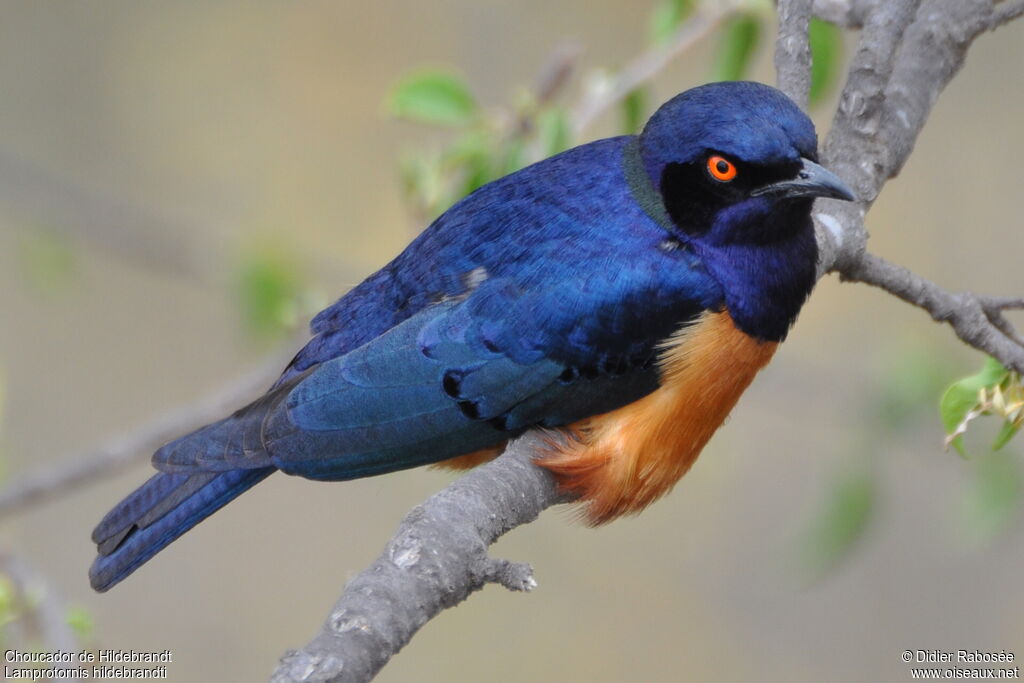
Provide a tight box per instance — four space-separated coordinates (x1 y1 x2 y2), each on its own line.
800 465 876 578
391 67 578 222
232 243 307 341
796 348 942 578
711 13 762 82
799 351 1024 572
808 17 842 105
389 2 847 227
538 108 572 156
871 348 951 431
66 604 95 643
959 449 1022 542
620 89 648 136
648 0 695 46
0 572 10 607
0 567 94 651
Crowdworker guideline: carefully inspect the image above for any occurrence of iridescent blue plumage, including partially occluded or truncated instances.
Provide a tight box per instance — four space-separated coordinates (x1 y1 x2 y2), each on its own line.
90 81 853 591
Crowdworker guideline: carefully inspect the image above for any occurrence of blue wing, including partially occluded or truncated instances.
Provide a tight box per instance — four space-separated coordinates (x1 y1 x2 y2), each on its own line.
154 263 707 481
262 290 668 480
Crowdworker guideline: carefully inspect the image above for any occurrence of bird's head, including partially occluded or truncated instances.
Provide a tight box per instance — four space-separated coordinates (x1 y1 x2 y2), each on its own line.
638 81 854 244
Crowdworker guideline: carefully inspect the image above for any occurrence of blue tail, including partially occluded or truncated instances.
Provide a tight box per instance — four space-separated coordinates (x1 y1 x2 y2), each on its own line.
89 467 274 592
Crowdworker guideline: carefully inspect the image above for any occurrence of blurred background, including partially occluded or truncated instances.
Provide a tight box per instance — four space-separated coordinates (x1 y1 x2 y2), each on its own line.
0 1 1022 681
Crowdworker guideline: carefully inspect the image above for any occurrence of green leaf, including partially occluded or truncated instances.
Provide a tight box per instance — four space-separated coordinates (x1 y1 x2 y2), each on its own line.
960 450 1021 542
649 0 694 46
538 108 571 157
388 69 477 126
710 13 762 82
620 88 648 135
799 467 876 578
940 358 1009 456
233 245 305 340
66 605 95 641
808 18 843 106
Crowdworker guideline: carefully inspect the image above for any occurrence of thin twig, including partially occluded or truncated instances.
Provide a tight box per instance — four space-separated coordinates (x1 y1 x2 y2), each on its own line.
0 148 364 293
570 2 739 137
984 309 1024 351
0 148 221 288
839 252 1024 373
532 41 582 106
0 347 296 519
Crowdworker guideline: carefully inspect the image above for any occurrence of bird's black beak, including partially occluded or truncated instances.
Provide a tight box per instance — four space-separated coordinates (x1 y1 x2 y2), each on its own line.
751 158 856 202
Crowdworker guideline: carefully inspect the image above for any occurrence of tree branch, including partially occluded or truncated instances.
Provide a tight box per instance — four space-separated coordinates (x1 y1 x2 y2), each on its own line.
804 0 1024 375
991 0 1024 28
811 0 874 28
799 0 922 277
271 432 569 683
840 253 1024 373
775 0 814 109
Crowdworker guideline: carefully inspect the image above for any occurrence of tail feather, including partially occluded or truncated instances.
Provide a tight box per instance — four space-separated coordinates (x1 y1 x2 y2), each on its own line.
152 370 308 474
89 467 274 592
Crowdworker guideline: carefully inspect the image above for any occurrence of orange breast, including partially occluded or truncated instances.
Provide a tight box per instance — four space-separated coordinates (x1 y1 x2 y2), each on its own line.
538 310 777 524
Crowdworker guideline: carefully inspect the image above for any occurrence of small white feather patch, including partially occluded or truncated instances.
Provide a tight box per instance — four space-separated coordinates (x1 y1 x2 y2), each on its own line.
817 213 844 246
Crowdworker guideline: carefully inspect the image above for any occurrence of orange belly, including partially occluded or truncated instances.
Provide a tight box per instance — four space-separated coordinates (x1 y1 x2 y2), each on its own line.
538 310 777 525
432 445 507 471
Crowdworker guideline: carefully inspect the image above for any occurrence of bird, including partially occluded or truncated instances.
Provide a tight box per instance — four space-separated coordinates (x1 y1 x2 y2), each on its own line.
89 81 855 592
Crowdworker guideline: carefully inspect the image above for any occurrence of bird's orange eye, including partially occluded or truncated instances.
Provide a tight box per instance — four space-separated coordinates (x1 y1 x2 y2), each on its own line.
707 155 737 182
